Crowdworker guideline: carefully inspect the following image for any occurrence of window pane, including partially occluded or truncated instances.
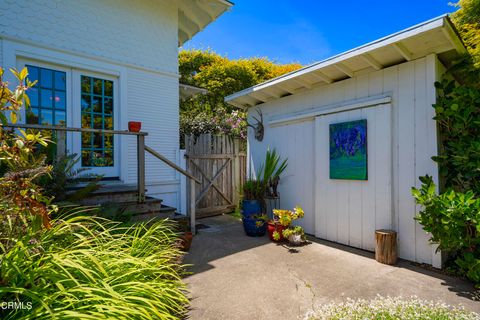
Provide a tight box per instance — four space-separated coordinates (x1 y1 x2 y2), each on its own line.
28 87 39 107
104 150 114 166
91 150 105 167
93 78 103 95
93 115 103 129
27 66 39 84
82 133 92 148
104 98 113 115
41 109 53 125
54 71 66 91
104 80 113 96
92 96 102 113
41 89 53 108
82 150 92 166
93 133 102 148
81 113 91 128
104 116 113 130
104 134 113 149
55 91 66 110
40 69 53 89
81 95 91 112
55 110 66 126
26 108 39 124
81 76 91 93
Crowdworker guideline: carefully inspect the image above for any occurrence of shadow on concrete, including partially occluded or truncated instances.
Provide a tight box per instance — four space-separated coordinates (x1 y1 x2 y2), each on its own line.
182 214 271 277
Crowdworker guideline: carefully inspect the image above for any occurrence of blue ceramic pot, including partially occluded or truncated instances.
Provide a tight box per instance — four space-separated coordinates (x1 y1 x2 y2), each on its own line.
242 216 267 237
242 199 262 217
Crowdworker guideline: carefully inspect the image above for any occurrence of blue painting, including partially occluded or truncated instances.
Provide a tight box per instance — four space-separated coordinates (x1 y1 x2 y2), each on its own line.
329 119 367 180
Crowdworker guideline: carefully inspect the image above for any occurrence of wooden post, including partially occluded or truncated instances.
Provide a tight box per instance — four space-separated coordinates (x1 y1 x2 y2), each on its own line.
233 138 240 206
190 178 196 235
137 135 146 203
375 230 397 265
56 130 66 159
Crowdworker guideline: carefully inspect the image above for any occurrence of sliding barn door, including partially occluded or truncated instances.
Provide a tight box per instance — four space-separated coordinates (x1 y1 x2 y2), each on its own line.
314 104 392 251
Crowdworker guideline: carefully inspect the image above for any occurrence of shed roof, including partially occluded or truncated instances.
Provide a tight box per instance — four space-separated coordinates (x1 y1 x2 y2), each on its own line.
178 0 233 46
225 15 466 109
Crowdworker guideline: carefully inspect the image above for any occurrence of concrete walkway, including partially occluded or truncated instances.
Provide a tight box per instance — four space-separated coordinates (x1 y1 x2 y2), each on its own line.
184 215 479 320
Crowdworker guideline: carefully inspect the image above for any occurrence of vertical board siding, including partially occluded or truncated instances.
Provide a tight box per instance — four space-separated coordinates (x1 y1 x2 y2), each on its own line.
249 57 440 264
397 62 417 261
265 120 315 235
314 104 391 251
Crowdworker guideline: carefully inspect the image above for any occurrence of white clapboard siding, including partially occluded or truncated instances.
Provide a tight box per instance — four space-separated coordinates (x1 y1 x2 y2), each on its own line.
0 0 178 74
248 56 442 265
126 68 179 185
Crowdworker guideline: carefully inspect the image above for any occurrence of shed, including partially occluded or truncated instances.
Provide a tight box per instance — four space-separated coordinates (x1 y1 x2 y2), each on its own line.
225 15 466 267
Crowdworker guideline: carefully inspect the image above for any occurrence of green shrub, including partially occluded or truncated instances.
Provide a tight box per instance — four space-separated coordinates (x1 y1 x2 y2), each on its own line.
0 215 188 319
306 296 478 320
432 79 480 194
412 176 480 285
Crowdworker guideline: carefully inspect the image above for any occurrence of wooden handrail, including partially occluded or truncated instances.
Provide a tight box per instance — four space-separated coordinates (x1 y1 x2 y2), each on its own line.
2 123 148 136
145 145 199 234
145 145 200 184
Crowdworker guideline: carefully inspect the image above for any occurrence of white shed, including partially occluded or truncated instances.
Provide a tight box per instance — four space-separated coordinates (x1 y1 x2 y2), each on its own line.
225 15 466 267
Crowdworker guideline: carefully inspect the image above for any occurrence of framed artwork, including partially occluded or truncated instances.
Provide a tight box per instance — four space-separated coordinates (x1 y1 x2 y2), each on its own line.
329 119 367 180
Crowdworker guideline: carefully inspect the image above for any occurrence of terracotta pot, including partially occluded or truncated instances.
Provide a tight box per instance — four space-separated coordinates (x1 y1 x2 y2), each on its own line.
180 232 193 251
128 121 142 132
267 221 285 242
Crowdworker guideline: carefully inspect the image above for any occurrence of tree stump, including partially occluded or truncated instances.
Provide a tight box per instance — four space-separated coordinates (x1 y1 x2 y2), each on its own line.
375 230 397 265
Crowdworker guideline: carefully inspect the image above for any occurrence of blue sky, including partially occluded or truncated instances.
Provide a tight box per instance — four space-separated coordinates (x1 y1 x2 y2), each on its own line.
182 1 457 65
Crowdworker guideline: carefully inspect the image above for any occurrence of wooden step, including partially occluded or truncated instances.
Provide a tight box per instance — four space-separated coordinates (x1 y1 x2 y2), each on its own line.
74 185 144 205
130 204 178 222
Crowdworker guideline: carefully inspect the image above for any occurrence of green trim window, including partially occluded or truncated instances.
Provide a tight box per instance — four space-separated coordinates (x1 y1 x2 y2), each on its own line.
26 65 66 126
81 76 114 167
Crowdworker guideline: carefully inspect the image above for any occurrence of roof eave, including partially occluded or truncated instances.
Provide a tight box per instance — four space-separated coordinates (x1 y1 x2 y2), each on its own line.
225 15 467 109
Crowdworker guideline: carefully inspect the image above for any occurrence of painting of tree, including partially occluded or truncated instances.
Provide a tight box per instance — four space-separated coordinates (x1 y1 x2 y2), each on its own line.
329 120 367 180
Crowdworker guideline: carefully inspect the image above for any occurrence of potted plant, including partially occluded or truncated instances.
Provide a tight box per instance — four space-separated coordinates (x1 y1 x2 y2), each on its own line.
282 226 306 246
268 206 305 244
260 148 288 198
267 219 285 242
242 214 268 237
241 179 266 217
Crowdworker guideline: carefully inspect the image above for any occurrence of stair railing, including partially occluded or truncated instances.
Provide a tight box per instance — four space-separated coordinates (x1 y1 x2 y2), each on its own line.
144 146 200 234
3 123 200 234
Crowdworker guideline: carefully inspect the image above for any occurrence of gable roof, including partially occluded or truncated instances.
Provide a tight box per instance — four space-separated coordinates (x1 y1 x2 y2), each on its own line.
225 15 466 109
178 0 233 46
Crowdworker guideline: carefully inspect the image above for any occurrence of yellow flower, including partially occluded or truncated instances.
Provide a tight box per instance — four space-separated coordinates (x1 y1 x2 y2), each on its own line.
273 231 280 241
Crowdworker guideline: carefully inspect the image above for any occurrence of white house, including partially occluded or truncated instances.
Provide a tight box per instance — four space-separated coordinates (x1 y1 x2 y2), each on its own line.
0 0 232 211
226 15 466 267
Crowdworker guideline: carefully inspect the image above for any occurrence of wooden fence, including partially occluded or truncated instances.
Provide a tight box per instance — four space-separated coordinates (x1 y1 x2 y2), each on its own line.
185 134 246 218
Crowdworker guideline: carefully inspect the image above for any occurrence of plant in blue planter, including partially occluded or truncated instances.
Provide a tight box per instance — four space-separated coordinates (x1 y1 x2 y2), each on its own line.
241 179 266 217
242 214 268 237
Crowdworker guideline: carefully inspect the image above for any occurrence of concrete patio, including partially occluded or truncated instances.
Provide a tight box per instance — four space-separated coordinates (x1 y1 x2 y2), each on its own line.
183 215 479 320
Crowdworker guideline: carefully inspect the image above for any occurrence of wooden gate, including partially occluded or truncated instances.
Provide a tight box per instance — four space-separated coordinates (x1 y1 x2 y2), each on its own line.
185 134 246 218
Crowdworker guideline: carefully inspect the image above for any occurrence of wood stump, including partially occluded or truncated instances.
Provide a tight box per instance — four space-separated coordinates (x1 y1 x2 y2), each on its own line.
375 230 397 265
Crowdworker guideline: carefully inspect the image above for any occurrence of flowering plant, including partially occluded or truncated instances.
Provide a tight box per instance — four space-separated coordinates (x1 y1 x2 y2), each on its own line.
271 206 304 241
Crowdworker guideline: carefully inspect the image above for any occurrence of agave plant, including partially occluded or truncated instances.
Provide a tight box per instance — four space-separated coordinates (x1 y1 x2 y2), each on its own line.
259 148 288 197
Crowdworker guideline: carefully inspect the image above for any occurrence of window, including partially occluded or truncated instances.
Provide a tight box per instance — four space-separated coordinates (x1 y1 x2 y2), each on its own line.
26 65 66 126
80 76 114 167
